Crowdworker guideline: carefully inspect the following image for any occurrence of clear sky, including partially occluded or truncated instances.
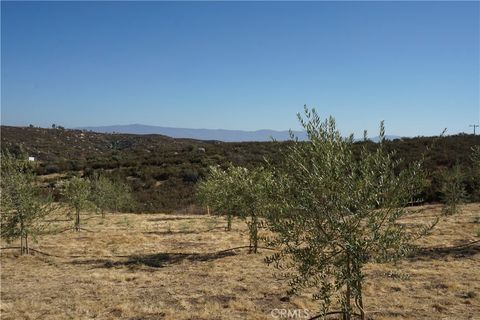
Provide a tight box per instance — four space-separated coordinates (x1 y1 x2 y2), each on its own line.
1 1 479 137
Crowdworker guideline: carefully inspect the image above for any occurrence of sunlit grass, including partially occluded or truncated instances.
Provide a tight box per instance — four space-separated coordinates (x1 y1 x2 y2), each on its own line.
1 203 479 319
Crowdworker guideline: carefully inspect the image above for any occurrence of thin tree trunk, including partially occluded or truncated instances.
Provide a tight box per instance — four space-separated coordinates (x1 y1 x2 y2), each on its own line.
357 280 365 320
20 219 25 255
25 233 29 255
344 285 351 320
344 254 352 320
75 208 80 231
226 214 232 231
253 215 258 253
20 234 24 255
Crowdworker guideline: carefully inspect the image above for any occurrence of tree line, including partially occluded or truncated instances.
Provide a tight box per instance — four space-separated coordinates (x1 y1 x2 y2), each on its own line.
1 152 133 253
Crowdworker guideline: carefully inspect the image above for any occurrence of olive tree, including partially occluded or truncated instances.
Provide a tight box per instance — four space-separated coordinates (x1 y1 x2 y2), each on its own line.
264 108 434 319
90 174 113 217
197 165 272 253
110 178 134 212
197 166 236 231
64 176 91 231
0 152 53 254
233 166 272 254
90 174 134 217
440 165 467 215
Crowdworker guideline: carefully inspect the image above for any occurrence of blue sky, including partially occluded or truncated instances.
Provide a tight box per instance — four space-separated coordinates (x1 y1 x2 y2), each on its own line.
1 1 479 137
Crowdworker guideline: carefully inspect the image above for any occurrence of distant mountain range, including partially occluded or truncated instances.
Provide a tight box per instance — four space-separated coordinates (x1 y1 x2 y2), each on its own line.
77 124 305 142
77 124 400 142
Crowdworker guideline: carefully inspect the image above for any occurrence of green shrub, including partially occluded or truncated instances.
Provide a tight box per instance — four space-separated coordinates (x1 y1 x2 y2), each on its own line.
0 152 54 254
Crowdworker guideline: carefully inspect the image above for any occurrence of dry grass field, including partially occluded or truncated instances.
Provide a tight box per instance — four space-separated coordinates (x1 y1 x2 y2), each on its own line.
1 204 479 320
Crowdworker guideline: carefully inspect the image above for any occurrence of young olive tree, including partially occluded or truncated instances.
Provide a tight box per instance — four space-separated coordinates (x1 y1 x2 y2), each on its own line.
0 152 53 254
197 166 240 231
111 178 134 212
264 108 434 320
90 174 113 218
233 166 272 254
440 165 467 215
64 176 91 231
197 165 271 253
90 174 134 217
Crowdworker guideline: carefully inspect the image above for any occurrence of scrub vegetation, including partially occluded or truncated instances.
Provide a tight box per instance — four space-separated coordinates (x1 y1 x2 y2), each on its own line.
1 110 479 319
1 123 479 212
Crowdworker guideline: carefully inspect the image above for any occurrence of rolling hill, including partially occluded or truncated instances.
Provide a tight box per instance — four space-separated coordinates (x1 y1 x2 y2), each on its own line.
1 125 478 212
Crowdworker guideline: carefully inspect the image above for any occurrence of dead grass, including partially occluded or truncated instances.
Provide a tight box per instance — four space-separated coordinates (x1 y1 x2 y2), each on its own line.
1 204 479 319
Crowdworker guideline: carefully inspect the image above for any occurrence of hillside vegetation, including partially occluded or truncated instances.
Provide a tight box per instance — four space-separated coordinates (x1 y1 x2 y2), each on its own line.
1 125 479 212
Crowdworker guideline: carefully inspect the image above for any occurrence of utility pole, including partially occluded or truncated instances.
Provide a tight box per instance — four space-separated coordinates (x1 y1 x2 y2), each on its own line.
469 124 479 135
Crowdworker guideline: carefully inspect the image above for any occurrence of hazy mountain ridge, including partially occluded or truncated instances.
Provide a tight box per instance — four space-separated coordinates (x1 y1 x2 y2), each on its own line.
77 124 400 142
77 124 305 142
